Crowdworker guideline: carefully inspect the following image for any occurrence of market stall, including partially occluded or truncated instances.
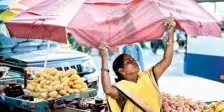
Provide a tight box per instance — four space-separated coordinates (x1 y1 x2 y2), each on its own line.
0 67 100 112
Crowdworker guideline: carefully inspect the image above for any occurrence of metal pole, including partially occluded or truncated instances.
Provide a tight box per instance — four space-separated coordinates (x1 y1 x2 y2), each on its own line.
214 2 217 17
44 41 51 68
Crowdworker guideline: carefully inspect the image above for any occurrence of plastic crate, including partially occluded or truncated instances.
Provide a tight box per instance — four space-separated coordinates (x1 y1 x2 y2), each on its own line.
0 78 24 86
0 71 23 81
2 89 97 112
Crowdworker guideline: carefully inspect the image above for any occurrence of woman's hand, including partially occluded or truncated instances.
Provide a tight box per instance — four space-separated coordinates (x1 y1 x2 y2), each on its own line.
164 15 176 33
152 14 176 80
98 42 110 58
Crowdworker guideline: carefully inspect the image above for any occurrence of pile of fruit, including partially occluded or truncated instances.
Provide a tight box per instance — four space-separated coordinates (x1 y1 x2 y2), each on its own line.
161 93 208 112
26 68 88 100
204 101 224 112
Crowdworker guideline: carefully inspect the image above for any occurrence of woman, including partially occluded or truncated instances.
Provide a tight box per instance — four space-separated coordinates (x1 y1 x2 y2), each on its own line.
98 17 176 112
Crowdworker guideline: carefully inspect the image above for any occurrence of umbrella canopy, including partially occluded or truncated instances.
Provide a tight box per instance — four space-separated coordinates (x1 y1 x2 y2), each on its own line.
0 3 27 21
18 0 45 7
0 0 45 21
5 0 222 48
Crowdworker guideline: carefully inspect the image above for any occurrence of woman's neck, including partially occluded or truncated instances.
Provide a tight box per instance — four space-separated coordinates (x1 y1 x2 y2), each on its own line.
126 74 138 83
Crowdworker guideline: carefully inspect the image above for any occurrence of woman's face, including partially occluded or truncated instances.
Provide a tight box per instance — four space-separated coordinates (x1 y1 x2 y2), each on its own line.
120 54 140 76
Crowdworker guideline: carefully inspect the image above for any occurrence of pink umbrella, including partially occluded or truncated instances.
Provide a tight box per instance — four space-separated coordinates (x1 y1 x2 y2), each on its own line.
18 0 46 8
5 0 221 48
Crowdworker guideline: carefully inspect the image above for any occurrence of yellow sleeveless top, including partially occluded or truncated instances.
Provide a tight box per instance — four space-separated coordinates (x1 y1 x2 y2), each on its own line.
107 70 162 112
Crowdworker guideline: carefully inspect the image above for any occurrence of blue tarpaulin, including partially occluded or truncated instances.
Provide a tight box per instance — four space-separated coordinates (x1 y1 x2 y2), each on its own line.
0 0 13 10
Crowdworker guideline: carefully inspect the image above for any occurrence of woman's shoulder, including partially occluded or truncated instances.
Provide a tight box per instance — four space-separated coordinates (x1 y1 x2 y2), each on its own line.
113 80 137 87
138 69 153 77
113 80 126 86
139 68 159 84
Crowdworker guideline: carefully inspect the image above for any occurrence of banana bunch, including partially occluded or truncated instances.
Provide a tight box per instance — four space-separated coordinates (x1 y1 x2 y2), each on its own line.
204 101 224 112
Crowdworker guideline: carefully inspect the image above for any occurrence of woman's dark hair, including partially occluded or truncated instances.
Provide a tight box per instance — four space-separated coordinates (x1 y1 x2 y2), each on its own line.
113 54 126 82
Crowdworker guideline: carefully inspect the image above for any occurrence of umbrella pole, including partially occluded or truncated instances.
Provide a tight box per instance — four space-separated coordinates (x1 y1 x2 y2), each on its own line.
44 40 51 68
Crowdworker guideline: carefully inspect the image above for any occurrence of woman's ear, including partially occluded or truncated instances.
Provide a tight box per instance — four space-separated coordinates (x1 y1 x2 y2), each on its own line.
118 68 126 76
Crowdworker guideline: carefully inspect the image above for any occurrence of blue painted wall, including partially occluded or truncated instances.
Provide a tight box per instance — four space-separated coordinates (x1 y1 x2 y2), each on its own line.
184 53 224 83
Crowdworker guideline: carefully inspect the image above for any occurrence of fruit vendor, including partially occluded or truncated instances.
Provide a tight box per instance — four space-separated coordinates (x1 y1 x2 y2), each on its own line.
98 17 176 112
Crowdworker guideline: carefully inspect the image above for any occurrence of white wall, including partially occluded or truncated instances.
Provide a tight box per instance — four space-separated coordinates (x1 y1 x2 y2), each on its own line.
187 32 224 57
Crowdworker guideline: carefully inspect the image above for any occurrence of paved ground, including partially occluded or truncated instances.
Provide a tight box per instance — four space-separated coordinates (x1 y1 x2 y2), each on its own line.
90 47 224 102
